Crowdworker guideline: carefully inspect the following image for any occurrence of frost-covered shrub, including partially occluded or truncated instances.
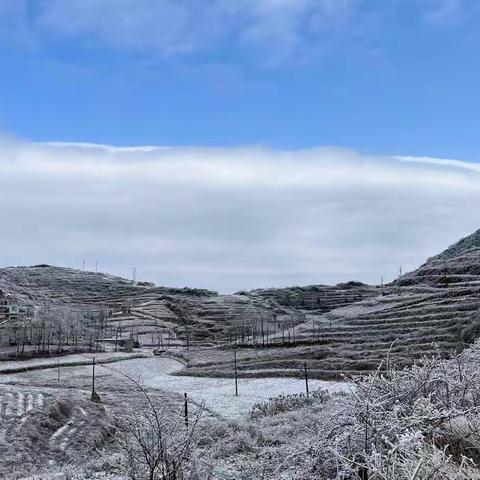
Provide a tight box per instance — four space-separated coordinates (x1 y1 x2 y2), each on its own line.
250 388 330 419
47 398 73 421
333 341 480 479
358 431 480 480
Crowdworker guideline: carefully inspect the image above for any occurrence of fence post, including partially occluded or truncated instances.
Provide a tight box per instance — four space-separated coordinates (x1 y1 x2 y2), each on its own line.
184 392 189 428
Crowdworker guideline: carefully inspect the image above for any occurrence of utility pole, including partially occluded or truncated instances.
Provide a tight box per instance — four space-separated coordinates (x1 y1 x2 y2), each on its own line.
92 356 95 394
57 359 60 384
234 346 239 396
90 356 101 403
304 361 309 398
82 259 86 271
398 267 403 295
95 261 98 273
381 275 384 296
132 267 136 284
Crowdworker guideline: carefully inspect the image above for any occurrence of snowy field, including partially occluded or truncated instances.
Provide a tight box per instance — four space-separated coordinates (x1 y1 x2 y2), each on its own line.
0 354 349 419
86 357 349 418
0 351 146 373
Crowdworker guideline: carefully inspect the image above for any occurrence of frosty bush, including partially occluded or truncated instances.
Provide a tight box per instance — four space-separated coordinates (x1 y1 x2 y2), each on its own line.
250 389 330 419
334 341 480 479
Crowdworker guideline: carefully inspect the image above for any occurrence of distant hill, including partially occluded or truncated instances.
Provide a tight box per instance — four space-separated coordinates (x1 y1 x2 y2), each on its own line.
240 281 380 313
183 228 480 379
0 265 216 306
0 265 296 346
401 228 480 286
2 228 480 378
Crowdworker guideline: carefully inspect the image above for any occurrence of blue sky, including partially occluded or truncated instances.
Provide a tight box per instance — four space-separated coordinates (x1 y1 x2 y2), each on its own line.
1 1 480 291
1 0 480 160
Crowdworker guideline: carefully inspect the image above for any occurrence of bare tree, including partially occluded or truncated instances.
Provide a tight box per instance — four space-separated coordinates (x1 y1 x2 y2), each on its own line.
115 374 204 480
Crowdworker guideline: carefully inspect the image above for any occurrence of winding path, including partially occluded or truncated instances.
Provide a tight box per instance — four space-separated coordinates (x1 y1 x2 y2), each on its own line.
99 356 349 418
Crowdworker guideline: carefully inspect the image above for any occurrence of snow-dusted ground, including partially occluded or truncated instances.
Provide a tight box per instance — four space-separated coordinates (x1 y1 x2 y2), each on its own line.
0 351 145 373
100 357 349 418
0 353 349 419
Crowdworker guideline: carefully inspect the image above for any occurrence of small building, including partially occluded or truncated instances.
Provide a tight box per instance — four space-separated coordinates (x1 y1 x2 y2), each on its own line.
0 293 20 321
96 337 136 352
120 338 135 352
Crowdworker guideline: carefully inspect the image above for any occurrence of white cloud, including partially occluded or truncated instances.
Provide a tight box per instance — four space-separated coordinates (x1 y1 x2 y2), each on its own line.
1 135 479 292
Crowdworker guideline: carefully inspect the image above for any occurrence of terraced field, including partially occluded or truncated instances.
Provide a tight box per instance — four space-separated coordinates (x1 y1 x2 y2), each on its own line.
182 284 480 379
1 228 480 380
245 282 380 313
0 266 299 346
184 229 480 378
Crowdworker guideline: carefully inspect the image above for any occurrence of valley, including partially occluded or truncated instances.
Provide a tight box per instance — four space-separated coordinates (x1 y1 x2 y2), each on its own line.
1 228 480 478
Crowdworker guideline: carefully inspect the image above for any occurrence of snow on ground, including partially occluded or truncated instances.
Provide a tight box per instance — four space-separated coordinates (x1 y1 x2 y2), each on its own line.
0 353 350 419
0 351 145 373
101 357 349 418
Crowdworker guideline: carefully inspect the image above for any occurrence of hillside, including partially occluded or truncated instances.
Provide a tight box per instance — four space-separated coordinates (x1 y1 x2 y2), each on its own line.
242 281 380 313
0 265 299 348
2 229 480 378
401 228 480 286
184 228 480 378
0 265 216 306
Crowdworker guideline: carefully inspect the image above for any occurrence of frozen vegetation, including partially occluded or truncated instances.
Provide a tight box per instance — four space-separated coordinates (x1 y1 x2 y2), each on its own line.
8 340 480 479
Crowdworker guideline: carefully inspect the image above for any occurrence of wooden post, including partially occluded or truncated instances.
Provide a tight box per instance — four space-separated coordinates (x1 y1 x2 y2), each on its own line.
90 356 102 403
304 361 309 398
234 347 239 396
57 359 60 384
184 392 189 428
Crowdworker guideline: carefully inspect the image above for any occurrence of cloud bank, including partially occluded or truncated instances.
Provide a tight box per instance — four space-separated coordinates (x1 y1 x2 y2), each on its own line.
0 136 479 292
